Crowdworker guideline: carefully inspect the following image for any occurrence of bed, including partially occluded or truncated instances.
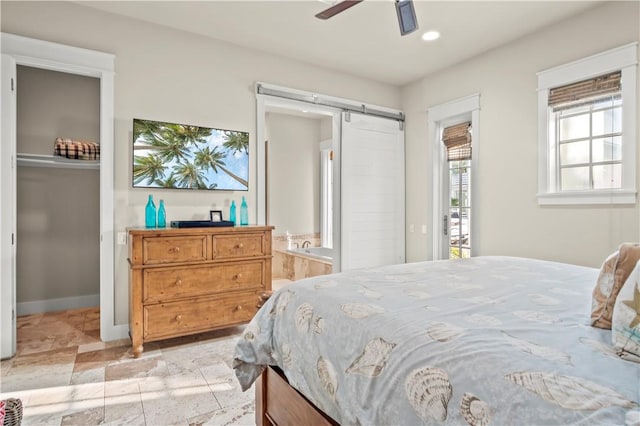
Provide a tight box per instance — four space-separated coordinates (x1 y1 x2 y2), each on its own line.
233 256 640 425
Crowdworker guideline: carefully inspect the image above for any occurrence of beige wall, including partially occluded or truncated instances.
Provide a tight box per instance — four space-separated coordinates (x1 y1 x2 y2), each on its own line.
16 66 100 303
402 1 640 267
5 0 639 325
320 116 333 141
266 112 321 237
1 1 400 324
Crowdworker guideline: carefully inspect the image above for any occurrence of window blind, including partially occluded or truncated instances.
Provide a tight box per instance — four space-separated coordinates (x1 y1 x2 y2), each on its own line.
443 121 471 161
548 71 621 110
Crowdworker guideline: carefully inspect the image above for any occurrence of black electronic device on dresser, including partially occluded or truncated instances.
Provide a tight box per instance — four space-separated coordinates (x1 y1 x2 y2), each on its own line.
170 220 234 228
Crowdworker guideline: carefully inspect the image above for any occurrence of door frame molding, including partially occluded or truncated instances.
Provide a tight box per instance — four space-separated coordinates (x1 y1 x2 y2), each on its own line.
0 52 17 358
428 94 480 260
0 33 121 358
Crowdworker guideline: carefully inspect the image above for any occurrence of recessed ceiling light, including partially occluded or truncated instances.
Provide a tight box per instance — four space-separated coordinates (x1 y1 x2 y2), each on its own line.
422 31 440 41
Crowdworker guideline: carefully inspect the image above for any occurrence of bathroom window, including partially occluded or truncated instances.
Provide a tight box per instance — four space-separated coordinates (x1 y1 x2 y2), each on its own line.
320 146 333 248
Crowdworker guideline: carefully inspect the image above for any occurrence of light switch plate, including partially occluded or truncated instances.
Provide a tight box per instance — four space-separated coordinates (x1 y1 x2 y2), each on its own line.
117 232 127 245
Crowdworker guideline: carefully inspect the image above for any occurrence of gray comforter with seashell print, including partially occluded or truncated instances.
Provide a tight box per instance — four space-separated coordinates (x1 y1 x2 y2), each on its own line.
233 256 640 425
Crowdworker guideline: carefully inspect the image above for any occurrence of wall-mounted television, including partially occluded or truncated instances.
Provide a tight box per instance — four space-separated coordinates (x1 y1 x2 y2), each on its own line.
132 118 249 191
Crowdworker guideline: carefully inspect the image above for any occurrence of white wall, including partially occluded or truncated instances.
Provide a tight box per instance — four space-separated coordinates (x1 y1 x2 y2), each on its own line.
266 112 321 236
1 1 400 324
402 1 640 267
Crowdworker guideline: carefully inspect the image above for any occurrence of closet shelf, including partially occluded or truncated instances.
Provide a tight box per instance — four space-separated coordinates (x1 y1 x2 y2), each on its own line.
17 153 99 170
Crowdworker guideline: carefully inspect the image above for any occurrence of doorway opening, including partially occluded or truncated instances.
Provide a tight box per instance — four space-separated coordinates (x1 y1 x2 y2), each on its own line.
256 83 406 278
428 94 480 260
1 33 118 360
263 103 339 283
16 65 101 321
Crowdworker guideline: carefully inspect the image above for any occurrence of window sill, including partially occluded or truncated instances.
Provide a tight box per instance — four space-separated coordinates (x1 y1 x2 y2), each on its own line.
537 190 636 205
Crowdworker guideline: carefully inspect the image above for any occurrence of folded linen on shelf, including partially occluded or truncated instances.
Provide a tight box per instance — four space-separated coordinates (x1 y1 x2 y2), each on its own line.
54 137 100 160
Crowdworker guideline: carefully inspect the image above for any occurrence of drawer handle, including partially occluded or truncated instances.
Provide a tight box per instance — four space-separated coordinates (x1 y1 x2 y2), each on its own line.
235 243 244 249
234 273 243 280
235 305 243 312
169 246 181 253
175 314 182 322
175 279 182 286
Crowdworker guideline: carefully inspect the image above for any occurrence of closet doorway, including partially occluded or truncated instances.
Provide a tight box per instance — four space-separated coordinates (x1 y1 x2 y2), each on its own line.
16 65 101 316
1 33 117 359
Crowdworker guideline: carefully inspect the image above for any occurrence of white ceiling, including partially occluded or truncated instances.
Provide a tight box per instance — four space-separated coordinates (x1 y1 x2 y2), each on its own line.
76 0 603 87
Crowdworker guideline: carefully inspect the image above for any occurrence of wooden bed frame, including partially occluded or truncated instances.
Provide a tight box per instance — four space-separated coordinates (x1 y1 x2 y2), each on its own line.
254 293 338 425
255 366 339 426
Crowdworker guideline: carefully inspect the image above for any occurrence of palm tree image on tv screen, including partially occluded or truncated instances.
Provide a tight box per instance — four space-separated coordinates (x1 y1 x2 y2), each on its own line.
132 118 249 190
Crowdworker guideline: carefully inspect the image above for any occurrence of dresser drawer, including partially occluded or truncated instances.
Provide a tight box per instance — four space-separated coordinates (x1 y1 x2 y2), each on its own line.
143 261 265 303
143 291 258 340
142 236 207 265
214 233 265 259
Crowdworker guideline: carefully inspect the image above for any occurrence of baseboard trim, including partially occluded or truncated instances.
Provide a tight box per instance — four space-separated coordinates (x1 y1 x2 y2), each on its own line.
17 294 100 316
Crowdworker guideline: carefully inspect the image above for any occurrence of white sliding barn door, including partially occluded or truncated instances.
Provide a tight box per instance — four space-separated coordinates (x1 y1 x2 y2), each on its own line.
341 112 405 270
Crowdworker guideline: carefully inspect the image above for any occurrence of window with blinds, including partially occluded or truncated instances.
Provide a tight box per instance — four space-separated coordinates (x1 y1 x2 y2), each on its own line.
537 43 636 205
442 121 471 161
549 71 622 191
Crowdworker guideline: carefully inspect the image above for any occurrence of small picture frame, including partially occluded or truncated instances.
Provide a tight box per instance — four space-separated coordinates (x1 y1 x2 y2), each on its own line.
210 210 223 222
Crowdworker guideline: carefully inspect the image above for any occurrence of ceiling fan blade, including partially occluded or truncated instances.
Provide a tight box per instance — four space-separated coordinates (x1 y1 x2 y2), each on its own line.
315 0 364 20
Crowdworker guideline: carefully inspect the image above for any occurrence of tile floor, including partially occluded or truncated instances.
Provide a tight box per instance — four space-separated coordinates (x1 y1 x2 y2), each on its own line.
0 307 255 425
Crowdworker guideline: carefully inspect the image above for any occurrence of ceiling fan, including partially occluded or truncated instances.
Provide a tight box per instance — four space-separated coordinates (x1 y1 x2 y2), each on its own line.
315 0 363 20
315 0 419 36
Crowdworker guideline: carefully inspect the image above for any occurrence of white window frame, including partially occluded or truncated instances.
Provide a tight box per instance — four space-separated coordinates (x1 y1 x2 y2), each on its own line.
319 140 333 249
537 43 638 205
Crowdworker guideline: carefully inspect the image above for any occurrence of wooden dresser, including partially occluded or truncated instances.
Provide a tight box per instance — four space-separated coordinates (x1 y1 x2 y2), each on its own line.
128 225 273 357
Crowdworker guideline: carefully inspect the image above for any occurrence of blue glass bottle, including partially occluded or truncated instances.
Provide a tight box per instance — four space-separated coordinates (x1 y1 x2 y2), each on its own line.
157 200 166 228
240 196 248 226
145 195 156 228
229 200 236 225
